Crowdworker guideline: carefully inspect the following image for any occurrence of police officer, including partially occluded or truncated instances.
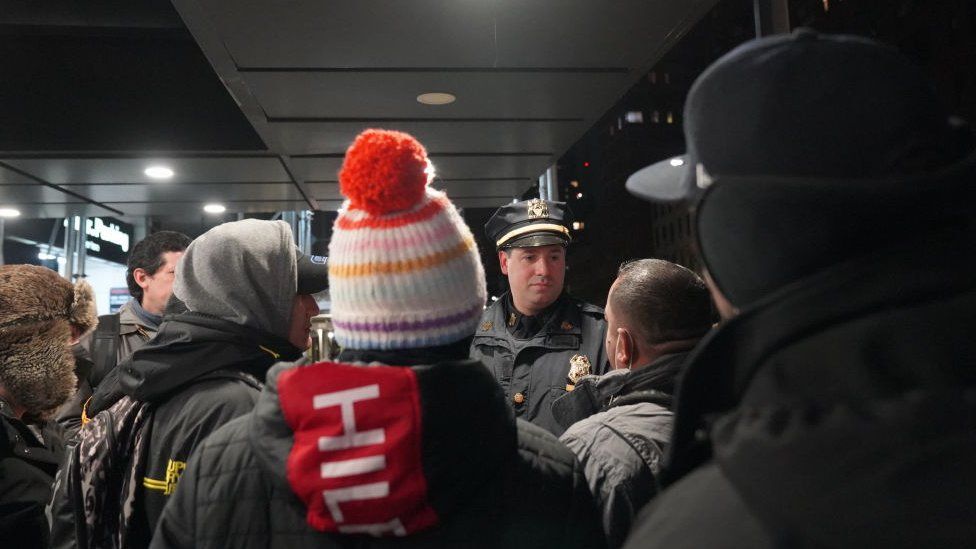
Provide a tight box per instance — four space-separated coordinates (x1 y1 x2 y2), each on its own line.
471 198 608 435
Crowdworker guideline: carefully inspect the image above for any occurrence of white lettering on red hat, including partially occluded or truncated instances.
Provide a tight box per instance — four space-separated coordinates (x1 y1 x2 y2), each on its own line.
313 385 406 535
315 385 385 451
277 362 439 536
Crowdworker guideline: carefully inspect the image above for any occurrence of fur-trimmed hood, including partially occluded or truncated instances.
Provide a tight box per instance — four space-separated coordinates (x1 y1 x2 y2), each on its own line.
0 265 97 418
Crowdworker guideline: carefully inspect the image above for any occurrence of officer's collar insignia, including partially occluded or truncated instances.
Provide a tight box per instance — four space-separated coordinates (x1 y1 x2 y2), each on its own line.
568 354 591 384
560 321 574 331
508 313 517 327
480 321 493 331
527 198 548 219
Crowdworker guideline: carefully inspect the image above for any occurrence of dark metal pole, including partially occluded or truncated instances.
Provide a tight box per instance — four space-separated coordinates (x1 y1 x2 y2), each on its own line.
77 216 88 279
63 217 76 279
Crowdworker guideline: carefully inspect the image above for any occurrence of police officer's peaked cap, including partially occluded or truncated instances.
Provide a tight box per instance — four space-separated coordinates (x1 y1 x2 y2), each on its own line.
486 199 573 250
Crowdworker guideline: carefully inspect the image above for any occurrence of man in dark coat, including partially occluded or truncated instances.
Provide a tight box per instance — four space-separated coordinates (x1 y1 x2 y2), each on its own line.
621 29 976 548
0 265 97 548
553 259 713 549
49 218 327 548
151 129 605 549
471 198 608 435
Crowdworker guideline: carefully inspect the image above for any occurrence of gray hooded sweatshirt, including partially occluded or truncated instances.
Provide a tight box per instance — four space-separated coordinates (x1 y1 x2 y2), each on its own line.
174 219 297 341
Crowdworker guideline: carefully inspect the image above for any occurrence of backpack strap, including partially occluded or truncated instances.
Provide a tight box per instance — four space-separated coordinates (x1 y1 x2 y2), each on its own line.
90 313 121 389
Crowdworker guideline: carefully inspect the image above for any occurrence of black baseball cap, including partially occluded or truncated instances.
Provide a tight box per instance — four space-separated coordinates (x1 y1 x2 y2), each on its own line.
626 28 970 203
486 199 573 250
625 28 974 308
296 249 329 295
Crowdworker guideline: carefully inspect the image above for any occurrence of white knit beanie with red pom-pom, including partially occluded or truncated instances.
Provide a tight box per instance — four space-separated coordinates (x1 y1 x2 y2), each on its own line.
328 129 487 350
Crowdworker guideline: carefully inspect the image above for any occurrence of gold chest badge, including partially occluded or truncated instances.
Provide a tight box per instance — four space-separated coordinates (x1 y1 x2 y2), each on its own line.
567 354 592 385
527 198 549 219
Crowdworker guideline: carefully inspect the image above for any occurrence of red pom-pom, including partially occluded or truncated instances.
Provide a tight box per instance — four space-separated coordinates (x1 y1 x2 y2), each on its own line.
338 129 429 215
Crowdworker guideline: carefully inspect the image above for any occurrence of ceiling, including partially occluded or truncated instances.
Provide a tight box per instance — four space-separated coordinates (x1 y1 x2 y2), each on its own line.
0 0 719 220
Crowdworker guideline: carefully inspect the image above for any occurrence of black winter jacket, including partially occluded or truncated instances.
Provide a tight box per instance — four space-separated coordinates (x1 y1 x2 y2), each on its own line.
623 231 976 548
49 312 300 548
0 399 65 549
471 293 608 435
150 353 606 549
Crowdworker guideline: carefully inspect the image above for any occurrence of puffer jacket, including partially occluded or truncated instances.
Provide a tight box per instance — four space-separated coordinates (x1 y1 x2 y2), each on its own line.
49 312 301 548
150 351 606 549
471 292 609 435
623 229 976 548
555 353 686 549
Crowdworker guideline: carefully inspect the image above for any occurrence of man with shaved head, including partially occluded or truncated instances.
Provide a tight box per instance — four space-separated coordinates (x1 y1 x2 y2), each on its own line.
553 259 713 549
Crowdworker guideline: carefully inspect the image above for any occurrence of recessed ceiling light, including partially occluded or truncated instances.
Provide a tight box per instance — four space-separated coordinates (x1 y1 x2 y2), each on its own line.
0 207 20 218
145 166 174 179
669 157 685 167
203 203 226 214
417 92 456 105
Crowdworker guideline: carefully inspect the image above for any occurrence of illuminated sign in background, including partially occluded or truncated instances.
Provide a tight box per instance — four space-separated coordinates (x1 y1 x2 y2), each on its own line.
65 216 134 264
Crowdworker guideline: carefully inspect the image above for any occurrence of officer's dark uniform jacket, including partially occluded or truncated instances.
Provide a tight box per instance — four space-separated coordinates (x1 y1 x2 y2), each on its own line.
150 348 606 549
0 398 65 548
48 312 300 548
622 230 976 548
471 292 608 435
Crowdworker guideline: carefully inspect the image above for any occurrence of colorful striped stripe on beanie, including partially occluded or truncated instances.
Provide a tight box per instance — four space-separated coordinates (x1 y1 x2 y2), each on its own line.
329 129 487 350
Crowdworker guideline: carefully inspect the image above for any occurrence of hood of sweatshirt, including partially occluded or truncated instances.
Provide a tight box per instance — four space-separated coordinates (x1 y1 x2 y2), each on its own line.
173 219 297 341
120 312 300 403
247 357 515 537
